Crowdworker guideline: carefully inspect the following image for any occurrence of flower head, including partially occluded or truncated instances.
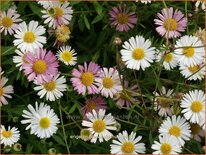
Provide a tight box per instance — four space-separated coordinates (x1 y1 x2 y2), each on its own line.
22 48 59 84
0 76 14 105
13 49 29 71
42 2 73 28
70 62 101 95
120 35 156 70
180 90 205 124
109 5 137 32
159 115 191 146
82 109 117 143
154 7 187 38
96 67 122 98
34 74 67 101
0 8 22 35
110 130 146 154
81 96 107 117
13 20 46 52
1 125 20 146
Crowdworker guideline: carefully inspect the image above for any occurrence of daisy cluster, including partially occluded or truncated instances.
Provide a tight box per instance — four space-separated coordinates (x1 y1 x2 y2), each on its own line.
0 1 205 154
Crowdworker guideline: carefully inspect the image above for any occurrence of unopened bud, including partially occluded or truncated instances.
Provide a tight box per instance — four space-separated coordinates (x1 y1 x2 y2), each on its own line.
48 148 56 154
113 37 122 45
13 143 22 151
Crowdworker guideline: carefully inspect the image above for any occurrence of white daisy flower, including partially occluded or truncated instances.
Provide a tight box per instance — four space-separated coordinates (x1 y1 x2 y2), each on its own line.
13 20 46 52
190 123 204 142
41 1 73 28
153 86 174 117
96 68 122 98
120 35 156 70
56 46 77 66
34 74 67 101
0 76 14 105
0 8 22 35
179 63 205 81
30 105 60 139
82 109 117 143
195 0 205 11
37 0 52 8
136 0 152 4
21 102 60 138
1 125 20 146
159 115 191 146
13 49 29 71
110 130 145 154
180 90 205 124
174 35 205 67
156 46 178 70
21 102 50 130
151 135 182 154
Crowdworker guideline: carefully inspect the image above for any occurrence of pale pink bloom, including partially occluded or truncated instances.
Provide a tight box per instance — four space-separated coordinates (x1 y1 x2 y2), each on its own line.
109 5 137 32
81 96 107 118
70 62 101 95
22 48 59 84
154 7 187 38
0 8 22 35
153 86 174 117
96 68 122 98
0 76 14 105
114 81 139 109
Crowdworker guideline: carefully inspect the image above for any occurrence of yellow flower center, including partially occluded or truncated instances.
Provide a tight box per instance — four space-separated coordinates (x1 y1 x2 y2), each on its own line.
102 77 114 89
191 123 200 135
92 119 106 133
39 117 51 129
157 98 171 108
61 51 72 62
2 16 13 28
2 130 12 138
121 142 135 154
169 125 181 137
164 53 173 62
80 72 94 86
116 13 129 24
188 65 199 73
183 47 195 58
191 101 203 113
55 25 71 43
32 60 47 74
87 101 97 111
48 7 64 18
23 32 36 43
164 18 177 31
0 87 4 96
132 48 145 60
44 81 56 91
160 143 172 155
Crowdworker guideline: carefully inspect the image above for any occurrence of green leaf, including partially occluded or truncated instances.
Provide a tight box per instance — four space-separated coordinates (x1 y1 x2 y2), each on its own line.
91 14 103 24
29 2 42 17
52 135 66 146
83 14 90 30
1 46 15 56
1 1 11 11
93 2 102 15
69 101 77 114
26 144 33 153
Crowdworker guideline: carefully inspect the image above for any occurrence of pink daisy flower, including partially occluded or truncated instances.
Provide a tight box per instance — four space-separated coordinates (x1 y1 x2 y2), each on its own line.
0 8 22 35
22 48 59 84
70 62 101 95
154 7 187 39
114 81 139 109
109 5 137 32
81 96 107 118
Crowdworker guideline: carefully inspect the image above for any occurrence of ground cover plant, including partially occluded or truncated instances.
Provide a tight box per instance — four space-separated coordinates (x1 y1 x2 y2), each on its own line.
0 0 205 154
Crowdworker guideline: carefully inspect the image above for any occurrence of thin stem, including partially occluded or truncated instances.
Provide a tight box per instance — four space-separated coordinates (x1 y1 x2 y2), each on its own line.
58 100 70 154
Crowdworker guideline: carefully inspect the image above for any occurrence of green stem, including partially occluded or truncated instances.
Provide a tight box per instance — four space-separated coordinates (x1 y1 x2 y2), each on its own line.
58 100 70 154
